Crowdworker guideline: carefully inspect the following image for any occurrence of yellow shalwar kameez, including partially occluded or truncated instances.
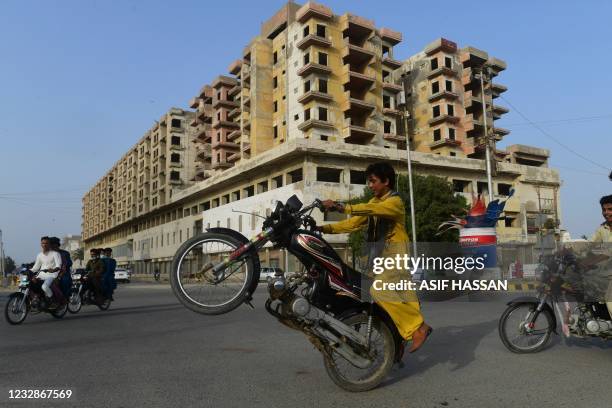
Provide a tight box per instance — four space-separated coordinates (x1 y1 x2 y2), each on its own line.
320 191 424 340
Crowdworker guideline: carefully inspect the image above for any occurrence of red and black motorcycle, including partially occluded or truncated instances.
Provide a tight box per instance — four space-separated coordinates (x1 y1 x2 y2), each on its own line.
171 195 403 391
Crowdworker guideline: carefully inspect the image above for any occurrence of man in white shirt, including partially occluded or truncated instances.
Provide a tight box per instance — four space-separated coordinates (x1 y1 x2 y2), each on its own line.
31 236 63 301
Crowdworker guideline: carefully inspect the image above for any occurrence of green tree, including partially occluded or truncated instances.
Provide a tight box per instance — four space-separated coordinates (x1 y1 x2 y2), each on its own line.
348 174 468 253
72 248 84 263
3 256 16 275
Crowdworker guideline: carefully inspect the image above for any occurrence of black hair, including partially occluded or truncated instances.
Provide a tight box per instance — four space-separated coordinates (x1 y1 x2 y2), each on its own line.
104 248 112 252
40 236 50 242
365 162 396 189
600 195 612 207
49 237 60 245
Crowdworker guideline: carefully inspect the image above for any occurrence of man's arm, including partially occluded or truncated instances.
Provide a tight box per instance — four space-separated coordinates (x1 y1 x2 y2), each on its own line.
320 214 368 234
31 254 42 272
344 196 404 219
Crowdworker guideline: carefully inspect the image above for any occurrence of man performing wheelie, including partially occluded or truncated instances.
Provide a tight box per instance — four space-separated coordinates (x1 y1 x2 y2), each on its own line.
317 162 432 356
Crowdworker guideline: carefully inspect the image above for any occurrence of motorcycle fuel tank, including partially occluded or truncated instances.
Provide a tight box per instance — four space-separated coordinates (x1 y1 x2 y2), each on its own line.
291 232 344 278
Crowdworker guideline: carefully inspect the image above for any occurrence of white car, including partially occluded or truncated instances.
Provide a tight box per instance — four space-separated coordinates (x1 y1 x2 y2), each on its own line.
114 268 131 283
259 267 283 282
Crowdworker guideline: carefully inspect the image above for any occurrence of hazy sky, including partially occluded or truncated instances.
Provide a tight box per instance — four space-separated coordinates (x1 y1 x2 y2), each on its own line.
1 0 610 264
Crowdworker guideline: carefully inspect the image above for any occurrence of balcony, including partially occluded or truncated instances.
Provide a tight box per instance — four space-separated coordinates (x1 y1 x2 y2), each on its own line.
427 66 458 80
460 47 489 68
297 34 332 50
228 85 242 98
228 59 242 76
492 104 509 116
212 98 239 110
382 107 401 117
428 90 459 103
343 125 376 144
196 145 211 160
382 81 403 93
428 114 461 127
382 56 402 69
214 141 240 150
297 63 332 77
212 120 240 129
298 119 335 132
195 126 209 142
341 95 376 116
342 68 375 92
199 85 213 103
342 15 374 44
242 143 251 153
383 133 404 143
227 107 241 120
227 152 240 163
430 138 462 149
168 178 183 186
212 161 233 170
227 129 241 141
424 38 457 55
493 127 510 137
491 83 508 98
380 28 402 46
189 97 200 109
342 39 375 68
212 75 238 89
242 94 251 107
296 2 333 23
297 90 333 104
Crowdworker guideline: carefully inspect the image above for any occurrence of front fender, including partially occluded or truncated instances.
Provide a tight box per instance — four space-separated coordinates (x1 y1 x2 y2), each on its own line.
206 227 261 296
506 296 557 334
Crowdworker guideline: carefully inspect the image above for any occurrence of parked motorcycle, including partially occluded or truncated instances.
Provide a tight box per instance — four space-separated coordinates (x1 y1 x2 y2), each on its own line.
171 195 404 392
499 250 611 353
67 271 112 313
4 268 69 325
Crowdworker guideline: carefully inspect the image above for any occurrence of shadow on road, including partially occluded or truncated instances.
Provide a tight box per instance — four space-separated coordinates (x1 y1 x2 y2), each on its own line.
386 318 498 386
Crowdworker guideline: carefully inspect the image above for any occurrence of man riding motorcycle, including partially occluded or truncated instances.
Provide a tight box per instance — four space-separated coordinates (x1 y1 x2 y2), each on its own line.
31 236 63 307
317 162 432 356
85 248 106 303
101 248 117 301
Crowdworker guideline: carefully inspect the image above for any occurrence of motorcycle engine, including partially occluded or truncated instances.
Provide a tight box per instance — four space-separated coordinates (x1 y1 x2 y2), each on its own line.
585 319 612 335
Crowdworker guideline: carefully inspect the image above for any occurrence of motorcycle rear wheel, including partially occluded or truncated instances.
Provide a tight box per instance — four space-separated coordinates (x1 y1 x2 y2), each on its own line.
498 303 554 353
171 232 257 315
323 313 395 392
4 293 29 325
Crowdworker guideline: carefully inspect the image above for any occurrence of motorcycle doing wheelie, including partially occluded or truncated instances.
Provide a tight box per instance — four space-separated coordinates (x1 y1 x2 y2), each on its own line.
4 267 69 325
67 270 112 313
499 249 612 353
171 195 406 392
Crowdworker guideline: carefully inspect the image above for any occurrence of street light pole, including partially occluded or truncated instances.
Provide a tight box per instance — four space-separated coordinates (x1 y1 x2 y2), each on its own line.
478 68 494 203
400 74 418 257
0 229 5 280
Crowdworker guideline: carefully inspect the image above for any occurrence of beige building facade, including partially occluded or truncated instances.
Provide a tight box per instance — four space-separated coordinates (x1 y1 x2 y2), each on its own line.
82 2 562 276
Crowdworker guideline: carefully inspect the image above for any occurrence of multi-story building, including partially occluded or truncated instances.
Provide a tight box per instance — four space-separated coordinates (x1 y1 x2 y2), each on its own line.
82 1 562 276
397 37 510 162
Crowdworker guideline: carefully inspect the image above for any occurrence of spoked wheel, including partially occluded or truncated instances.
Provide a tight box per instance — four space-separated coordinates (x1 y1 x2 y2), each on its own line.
4 293 29 325
68 290 82 314
50 302 68 319
499 303 554 353
323 313 395 392
171 233 258 315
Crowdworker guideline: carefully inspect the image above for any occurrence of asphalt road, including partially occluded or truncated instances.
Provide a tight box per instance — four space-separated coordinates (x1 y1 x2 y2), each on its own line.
1 284 610 408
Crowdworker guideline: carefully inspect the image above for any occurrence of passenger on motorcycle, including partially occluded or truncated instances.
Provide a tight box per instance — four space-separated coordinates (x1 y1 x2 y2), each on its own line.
86 248 105 303
317 162 432 354
101 248 117 301
50 237 72 302
31 236 63 307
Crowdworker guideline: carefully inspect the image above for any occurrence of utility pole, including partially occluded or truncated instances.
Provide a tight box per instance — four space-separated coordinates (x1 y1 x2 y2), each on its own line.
400 73 418 257
476 67 494 203
0 229 5 282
